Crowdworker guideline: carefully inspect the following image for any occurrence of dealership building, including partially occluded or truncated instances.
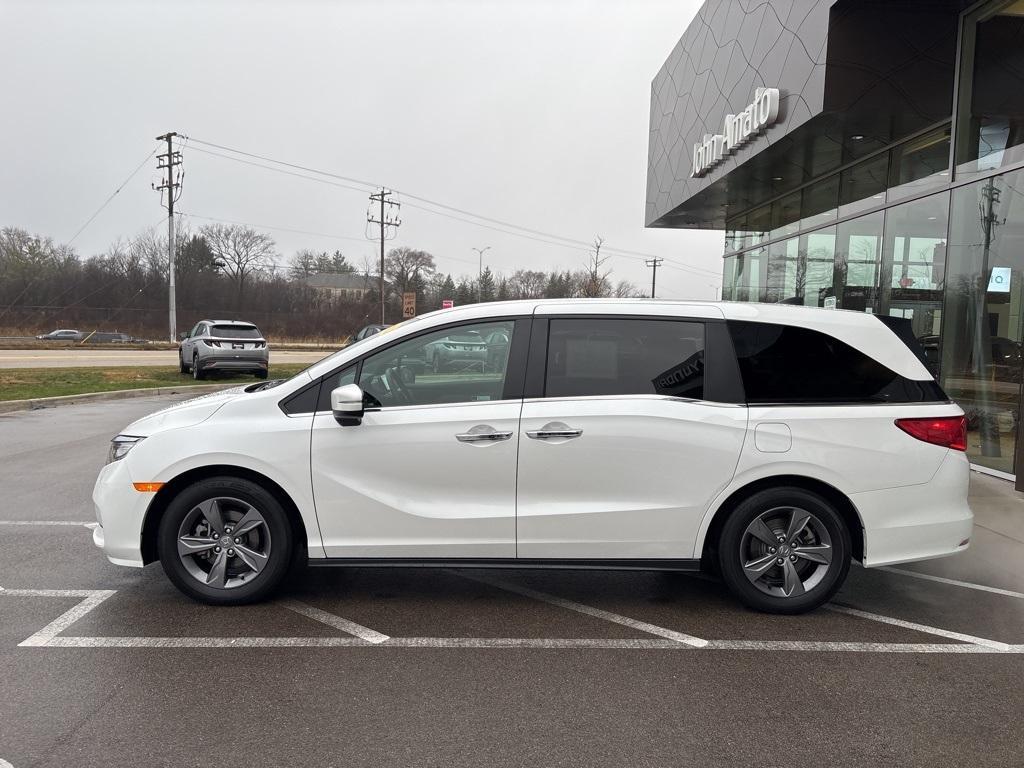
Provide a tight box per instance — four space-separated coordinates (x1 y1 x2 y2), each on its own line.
647 0 1024 483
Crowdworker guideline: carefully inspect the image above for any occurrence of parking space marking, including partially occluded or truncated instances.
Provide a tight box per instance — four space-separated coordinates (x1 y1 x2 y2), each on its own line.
0 521 94 528
8 589 117 647
828 605 1011 651
704 640 1009 653
457 572 709 648
277 598 390 643
3 585 1022 653
878 566 1024 600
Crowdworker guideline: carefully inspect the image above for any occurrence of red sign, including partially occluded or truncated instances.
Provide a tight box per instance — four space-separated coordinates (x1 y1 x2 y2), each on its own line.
441 299 454 309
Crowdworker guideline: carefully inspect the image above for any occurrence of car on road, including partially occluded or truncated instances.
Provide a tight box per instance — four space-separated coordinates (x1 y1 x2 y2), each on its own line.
350 324 388 343
425 329 488 373
36 328 83 341
93 299 972 613
177 320 269 380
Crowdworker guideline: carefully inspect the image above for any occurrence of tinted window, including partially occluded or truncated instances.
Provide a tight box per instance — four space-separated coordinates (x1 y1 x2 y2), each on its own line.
212 324 262 339
358 320 515 408
544 319 704 399
728 321 945 404
314 366 358 412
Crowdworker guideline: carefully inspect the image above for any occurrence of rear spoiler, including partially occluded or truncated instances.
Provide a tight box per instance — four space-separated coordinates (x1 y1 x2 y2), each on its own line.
873 315 930 370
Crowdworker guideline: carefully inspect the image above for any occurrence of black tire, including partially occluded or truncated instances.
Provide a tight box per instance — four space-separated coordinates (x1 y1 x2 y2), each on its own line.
178 351 189 374
192 354 204 380
717 487 850 614
256 369 268 380
157 476 294 605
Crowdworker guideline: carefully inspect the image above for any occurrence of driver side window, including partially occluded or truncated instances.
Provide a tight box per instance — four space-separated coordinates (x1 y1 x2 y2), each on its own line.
358 320 516 408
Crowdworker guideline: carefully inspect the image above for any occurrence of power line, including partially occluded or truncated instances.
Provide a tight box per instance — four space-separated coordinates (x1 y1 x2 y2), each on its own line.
179 134 722 278
67 149 157 246
175 210 481 271
367 189 401 324
155 132 182 342
645 257 664 298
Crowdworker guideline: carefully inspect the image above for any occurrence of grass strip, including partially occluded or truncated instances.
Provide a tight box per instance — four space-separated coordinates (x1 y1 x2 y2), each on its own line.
0 364 310 402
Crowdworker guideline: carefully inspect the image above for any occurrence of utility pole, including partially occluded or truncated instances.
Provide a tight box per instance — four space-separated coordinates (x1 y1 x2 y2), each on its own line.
367 188 400 325
472 246 490 302
645 257 664 299
155 132 182 341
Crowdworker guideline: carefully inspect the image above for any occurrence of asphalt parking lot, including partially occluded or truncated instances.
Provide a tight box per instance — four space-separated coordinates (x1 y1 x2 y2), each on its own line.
1 395 1023 767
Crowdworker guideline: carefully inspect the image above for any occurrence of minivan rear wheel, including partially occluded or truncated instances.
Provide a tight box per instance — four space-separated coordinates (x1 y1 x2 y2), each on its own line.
157 477 293 605
717 487 850 614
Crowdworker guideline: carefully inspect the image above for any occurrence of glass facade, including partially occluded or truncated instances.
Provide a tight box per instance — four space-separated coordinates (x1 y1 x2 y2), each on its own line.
721 0 1024 477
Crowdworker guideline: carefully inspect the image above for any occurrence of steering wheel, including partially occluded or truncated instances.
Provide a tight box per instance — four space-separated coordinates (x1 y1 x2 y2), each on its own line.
383 366 414 405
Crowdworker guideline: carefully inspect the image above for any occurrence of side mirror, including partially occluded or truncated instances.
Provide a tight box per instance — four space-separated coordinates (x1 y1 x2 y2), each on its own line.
331 383 366 426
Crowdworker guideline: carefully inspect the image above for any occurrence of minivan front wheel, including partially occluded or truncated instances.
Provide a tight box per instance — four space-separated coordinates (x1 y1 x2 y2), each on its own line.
718 487 850 614
157 477 293 604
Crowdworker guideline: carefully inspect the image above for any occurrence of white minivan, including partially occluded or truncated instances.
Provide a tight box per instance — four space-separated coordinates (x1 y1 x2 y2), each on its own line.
93 300 973 613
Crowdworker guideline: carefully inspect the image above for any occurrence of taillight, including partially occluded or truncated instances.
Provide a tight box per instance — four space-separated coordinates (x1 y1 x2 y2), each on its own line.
895 416 967 451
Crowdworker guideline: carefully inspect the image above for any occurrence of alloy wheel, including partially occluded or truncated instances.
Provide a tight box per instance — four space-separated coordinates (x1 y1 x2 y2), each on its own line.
739 506 833 598
176 497 272 590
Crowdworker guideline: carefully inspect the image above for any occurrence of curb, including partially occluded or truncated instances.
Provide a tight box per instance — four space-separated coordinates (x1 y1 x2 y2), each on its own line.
0 383 238 416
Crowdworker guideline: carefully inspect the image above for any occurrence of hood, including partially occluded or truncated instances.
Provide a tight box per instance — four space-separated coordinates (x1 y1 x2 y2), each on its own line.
121 386 248 436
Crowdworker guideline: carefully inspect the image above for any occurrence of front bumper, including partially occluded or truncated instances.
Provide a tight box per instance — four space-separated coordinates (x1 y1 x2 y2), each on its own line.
854 450 974 567
92 458 152 567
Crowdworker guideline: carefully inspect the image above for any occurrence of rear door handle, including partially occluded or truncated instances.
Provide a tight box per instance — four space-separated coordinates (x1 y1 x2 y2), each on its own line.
526 421 583 440
455 425 513 443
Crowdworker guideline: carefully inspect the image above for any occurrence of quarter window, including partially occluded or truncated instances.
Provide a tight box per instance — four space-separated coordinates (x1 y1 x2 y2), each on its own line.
728 321 945 404
544 319 705 399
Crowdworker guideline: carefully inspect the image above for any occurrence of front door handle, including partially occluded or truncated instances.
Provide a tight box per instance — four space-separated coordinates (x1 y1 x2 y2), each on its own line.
455 425 513 443
526 421 583 440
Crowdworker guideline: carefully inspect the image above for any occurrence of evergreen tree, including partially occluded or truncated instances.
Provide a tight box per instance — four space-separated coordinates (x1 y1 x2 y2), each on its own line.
478 266 496 302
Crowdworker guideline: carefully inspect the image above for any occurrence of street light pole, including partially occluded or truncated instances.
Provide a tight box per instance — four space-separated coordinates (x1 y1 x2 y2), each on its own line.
472 246 491 302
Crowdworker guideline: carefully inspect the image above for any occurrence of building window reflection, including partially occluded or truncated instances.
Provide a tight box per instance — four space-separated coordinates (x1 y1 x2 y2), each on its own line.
955 0 1024 177
941 169 1024 474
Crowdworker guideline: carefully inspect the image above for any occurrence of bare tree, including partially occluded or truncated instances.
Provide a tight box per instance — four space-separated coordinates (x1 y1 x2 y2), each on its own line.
507 269 547 299
581 236 612 298
201 223 277 308
385 246 436 297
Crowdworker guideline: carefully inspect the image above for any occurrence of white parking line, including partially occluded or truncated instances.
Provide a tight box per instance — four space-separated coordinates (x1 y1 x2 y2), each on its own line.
277 598 390 644
13 589 116 647
0 521 94 528
458 572 709 648
34 637 1024 651
3 585 1021 653
828 605 1011 651
704 640 1012 653
878 566 1024 600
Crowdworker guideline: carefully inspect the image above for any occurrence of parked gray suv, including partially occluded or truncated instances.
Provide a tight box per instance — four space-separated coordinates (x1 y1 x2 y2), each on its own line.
178 320 269 380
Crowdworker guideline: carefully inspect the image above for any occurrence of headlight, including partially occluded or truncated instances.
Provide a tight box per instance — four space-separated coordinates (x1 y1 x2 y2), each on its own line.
107 435 145 464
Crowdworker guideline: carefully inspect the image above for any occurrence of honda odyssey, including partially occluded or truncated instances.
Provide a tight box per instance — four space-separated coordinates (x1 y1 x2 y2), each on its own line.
93 300 973 613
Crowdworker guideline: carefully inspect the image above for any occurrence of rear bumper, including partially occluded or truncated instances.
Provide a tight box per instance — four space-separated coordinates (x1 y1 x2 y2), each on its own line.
199 356 268 372
853 450 974 567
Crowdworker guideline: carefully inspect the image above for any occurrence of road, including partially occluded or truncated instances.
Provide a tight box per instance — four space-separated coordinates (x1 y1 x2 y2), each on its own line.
1 395 1023 767
0 349 331 368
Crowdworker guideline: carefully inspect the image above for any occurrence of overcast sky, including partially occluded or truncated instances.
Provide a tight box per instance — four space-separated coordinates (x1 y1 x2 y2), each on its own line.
1 0 723 299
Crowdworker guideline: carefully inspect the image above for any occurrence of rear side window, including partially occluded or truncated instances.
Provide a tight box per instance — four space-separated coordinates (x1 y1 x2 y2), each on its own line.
545 318 704 399
727 321 945 404
213 324 261 339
